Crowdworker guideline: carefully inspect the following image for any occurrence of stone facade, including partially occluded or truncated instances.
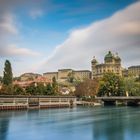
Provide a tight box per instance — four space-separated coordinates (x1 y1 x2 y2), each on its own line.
91 51 122 78
20 73 41 81
128 65 140 77
73 70 91 80
58 69 73 82
43 69 91 82
43 72 58 81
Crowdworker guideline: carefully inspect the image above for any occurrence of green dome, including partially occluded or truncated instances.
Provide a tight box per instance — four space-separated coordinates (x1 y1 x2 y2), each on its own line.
104 51 114 61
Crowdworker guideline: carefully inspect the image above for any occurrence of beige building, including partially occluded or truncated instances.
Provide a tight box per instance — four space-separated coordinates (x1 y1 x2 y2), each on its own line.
74 70 91 80
122 69 128 77
43 69 91 82
58 69 73 82
43 72 58 81
91 51 122 78
128 65 140 77
20 73 41 81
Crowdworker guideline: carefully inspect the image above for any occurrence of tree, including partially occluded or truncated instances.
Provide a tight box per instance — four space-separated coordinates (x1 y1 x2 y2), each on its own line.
3 60 13 85
0 84 13 95
0 76 3 83
45 83 53 95
98 73 125 97
13 85 25 95
36 83 45 95
124 77 140 96
52 77 58 95
25 83 37 95
75 79 99 98
67 72 74 83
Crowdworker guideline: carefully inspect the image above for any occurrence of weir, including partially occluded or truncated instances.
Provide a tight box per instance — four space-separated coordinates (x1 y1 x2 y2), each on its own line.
0 96 77 110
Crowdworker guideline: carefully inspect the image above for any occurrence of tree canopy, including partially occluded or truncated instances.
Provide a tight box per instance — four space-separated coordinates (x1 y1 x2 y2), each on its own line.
75 79 99 98
98 73 125 96
3 60 13 85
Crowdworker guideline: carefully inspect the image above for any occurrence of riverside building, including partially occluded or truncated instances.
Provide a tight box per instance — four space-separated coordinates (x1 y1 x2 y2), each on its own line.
91 51 122 78
43 69 91 82
128 65 140 77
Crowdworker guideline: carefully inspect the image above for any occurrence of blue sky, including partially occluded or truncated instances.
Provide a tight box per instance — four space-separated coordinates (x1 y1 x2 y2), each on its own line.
0 0 139 76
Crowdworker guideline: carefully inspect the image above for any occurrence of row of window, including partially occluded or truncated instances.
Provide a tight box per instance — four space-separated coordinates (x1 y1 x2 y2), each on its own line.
93 69 120 74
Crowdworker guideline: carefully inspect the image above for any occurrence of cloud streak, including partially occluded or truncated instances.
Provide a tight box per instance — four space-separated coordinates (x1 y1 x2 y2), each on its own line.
0 44 40 57
0 0 43 58
42 1 140 72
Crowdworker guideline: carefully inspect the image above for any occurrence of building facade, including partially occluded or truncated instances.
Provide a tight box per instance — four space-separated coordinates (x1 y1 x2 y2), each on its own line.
43 69 91 82
91 51 122 78
20 73 41 81
43 72 58 81
128 65 140 77
73 70 91 80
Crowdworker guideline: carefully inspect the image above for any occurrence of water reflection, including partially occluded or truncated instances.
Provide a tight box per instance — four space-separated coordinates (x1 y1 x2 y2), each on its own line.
0 107 140 140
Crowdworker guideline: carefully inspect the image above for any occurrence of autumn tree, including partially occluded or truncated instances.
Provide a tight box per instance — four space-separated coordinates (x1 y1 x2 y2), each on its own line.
75 79 99 98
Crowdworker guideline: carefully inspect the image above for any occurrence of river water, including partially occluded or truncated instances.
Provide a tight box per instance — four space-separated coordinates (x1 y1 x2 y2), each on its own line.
0 106 140 140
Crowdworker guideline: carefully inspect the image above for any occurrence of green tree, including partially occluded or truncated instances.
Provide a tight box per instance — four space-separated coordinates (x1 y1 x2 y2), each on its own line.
25 83 37 95
98 73 125 96
45 83 53 95
3 60 13 85
0 76 3 83
13 85 25 95
52 77 58 95
124 77 140 96
36 83 45 95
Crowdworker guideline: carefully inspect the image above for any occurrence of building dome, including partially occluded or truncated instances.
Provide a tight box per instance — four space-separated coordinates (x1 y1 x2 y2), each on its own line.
114 53 121 63
115 56 121 61
104 51 114 62
91 56 98 64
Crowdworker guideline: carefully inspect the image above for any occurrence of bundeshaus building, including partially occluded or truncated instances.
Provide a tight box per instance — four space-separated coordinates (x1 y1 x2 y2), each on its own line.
91 51 122 78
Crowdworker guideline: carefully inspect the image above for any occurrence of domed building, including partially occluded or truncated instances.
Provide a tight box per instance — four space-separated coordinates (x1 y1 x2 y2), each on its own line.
91 51 122 78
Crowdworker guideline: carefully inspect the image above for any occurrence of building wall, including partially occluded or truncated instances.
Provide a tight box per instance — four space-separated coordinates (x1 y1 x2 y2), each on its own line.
58 69 73 82
43 72 58 81
74 70 91 80
128 66 140 77
43 69 91 82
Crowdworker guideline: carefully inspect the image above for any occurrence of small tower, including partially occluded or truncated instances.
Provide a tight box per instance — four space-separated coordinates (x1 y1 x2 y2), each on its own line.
91 56 98 79
114 52 121 65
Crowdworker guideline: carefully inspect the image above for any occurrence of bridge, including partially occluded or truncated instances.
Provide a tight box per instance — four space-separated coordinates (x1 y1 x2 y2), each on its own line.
95 96 140 106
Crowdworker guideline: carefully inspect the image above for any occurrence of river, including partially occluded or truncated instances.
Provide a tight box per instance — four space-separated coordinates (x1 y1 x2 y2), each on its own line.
0 106 140 140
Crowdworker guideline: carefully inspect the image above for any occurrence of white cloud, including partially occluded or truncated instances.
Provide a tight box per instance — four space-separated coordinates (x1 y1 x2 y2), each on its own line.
41 1 140 72
0 13 18 36
0 44 40 57
29 9 44 19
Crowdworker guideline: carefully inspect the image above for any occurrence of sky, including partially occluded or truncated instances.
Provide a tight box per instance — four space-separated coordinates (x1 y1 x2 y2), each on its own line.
0 0 140 76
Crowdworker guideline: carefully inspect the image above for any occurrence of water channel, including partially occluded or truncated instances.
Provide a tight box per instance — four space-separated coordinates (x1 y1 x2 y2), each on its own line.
0 106 140 140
